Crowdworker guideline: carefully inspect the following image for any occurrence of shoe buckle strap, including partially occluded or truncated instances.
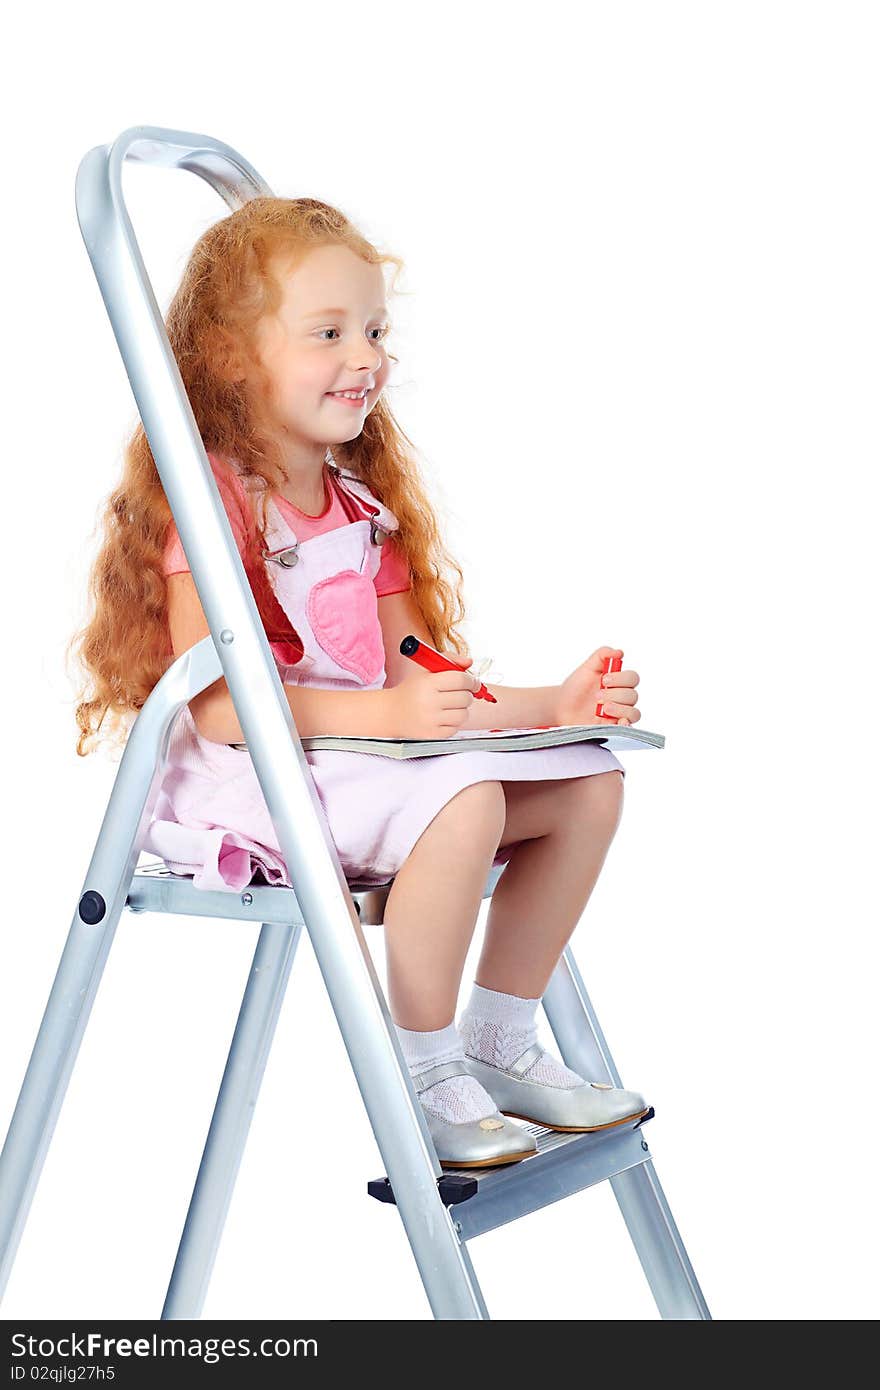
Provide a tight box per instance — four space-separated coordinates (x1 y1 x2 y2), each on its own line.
508 1041 547 1077
410 1059 470 1094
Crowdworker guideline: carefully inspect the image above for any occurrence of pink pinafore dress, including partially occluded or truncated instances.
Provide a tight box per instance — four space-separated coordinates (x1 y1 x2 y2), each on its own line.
143 463 625 892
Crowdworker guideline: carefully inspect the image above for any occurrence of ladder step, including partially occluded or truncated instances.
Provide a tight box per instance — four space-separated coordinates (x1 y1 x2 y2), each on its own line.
368 1108 655 1238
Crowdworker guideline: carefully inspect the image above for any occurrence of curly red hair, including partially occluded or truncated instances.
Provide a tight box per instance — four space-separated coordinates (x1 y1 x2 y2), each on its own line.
68 196 469 757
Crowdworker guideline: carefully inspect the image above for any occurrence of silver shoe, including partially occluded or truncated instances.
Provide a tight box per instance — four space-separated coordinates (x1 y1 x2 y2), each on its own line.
463 1043 651 1133
411 1060 538 1169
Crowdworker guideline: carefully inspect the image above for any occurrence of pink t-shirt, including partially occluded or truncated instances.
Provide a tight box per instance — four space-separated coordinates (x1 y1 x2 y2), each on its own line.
162 454 411 597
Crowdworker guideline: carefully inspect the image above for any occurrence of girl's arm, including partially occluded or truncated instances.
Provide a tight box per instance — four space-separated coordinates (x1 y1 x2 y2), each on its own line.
195 679 399 743
167 572 399 743
376 590 433 688
459 682 560 730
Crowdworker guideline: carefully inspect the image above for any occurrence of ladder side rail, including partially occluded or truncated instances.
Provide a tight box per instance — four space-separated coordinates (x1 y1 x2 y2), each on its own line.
0 640 223 1298
543 948 712 1319
74 126 487 1318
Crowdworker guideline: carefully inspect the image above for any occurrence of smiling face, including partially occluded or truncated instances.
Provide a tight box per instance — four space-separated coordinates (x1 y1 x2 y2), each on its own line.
252 243 393 476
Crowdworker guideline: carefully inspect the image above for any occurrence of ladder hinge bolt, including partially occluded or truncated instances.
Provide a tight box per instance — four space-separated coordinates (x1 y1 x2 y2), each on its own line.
241 892 253 905
220 629 234 644
641 1139 649 1152
78 890 106 924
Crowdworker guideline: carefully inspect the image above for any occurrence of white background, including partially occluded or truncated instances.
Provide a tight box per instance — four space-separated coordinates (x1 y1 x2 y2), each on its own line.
1 1 877 1322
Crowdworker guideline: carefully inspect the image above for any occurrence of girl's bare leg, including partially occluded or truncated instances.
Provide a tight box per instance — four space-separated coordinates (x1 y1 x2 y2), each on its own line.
383 780 507 1029
474 771 625 998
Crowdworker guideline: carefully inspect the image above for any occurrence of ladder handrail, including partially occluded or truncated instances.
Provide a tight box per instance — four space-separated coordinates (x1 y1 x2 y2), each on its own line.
72 128 482 1311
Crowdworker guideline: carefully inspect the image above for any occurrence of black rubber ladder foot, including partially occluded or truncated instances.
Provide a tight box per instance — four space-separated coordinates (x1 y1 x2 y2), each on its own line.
367 1173 479 1207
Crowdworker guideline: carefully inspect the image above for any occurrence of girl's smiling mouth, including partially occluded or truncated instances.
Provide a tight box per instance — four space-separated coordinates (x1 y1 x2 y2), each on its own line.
325 388 369 406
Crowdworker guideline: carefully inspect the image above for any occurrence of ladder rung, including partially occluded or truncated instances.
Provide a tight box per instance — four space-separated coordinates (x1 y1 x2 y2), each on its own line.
368 1109 655 1239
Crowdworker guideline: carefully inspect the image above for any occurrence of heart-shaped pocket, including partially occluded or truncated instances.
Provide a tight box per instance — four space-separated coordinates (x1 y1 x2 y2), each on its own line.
306 568 386 684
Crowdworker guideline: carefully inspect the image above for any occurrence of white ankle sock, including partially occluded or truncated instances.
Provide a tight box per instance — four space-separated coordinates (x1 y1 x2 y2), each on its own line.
394 1019 499 1123
459 982 585 1088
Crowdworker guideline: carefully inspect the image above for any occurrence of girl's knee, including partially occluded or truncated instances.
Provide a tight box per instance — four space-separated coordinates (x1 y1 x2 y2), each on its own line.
569 770 624 826
448 779 507 836
603 768 625 795
596 770 625 823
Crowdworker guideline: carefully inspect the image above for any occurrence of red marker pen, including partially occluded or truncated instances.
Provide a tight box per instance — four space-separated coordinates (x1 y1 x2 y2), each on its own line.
595 651 623 720
399 635 498 703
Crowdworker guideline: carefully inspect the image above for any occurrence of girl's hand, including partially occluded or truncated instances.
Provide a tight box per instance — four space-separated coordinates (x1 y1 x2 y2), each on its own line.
554 647 641 727
389 651 481 738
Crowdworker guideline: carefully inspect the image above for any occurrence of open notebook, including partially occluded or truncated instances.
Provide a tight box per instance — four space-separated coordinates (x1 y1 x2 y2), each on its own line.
229 724 665 760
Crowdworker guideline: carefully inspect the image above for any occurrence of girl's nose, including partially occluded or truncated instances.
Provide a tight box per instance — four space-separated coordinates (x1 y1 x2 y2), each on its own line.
347 343 384 372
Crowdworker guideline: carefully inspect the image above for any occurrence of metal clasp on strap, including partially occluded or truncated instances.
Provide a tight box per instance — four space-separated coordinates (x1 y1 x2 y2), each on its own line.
328 461 390 546
261 543 299 568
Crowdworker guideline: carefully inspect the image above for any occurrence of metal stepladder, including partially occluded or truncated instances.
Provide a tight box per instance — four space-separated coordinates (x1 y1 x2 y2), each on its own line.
0 125 710 1321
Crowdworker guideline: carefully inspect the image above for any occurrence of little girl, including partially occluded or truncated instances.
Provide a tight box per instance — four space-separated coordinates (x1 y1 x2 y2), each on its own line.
70 196 649 1168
